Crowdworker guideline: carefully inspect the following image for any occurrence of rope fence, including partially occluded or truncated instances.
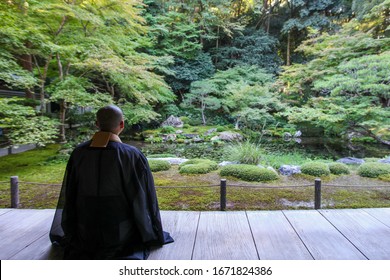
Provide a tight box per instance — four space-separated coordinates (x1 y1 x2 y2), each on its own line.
4 176 390 210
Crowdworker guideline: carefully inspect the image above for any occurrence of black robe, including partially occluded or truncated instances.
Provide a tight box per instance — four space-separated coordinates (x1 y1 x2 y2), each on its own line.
49 140 173 259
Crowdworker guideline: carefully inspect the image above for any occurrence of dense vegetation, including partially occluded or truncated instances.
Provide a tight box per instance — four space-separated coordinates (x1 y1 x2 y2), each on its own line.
0 0 389 147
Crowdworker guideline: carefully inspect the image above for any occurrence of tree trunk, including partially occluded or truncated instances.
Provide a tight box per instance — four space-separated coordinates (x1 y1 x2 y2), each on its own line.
59 100 67 143
286 32 291 66
56 53 67 143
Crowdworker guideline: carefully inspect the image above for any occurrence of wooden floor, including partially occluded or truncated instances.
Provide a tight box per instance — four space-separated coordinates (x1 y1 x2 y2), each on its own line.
1 208 390 260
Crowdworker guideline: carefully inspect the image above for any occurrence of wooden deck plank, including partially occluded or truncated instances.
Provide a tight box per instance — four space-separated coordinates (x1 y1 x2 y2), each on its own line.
149 211 199 260
0 209 55 260
9 234 63 260
0 209 12 216
320 209 390 260
283 210 367 260
247 211 313 260
192 211 258 260
363 208 390 228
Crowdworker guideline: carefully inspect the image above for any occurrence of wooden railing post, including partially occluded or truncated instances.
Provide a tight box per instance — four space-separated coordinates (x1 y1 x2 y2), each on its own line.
11 176 19 208
220 179 227 211
314 178 321 210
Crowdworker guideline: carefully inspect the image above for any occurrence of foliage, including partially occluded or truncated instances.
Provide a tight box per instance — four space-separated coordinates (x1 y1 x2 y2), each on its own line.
0 98 58 146
179 158 218 174
358 163 390 178
223 140 262 165
300 162 331 177
148 160 171 172
220 164 279 182
211 28 282 73
328 163 350 175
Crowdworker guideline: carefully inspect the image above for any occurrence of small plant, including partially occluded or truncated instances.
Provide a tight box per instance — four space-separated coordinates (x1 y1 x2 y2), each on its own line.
358 162 390 178
301 162 330 177
378 174 390 182
328 162 350 175
224 141 262 165
179 158 218 174
160 126 176 133
220 164 279 182
148 160 171 172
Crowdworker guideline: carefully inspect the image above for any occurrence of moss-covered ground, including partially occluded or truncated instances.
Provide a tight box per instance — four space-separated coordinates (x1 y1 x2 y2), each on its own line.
1 145 389 210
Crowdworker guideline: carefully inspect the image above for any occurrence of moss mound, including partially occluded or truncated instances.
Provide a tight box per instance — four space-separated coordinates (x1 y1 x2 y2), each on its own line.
328 162 350 175
301 162 330 177
148 160 171 172
358 162 390 178
220 164 279 182
179 158 218 174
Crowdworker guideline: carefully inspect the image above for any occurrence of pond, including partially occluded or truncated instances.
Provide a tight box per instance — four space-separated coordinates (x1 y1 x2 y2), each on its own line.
126 137 390 161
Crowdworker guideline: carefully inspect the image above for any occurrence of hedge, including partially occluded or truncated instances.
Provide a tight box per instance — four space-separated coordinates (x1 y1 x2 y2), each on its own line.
328 162 350 175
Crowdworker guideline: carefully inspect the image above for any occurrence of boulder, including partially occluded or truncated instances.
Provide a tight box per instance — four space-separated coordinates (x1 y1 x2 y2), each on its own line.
378 157 390 164
204 128 217 136
218 131 243 142
336 157 365 165
279 165 301 176
161 115 184 128
218 161 239 167
147 157 188 165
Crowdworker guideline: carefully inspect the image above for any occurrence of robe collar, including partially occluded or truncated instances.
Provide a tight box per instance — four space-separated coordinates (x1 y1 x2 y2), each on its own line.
90 131 122 148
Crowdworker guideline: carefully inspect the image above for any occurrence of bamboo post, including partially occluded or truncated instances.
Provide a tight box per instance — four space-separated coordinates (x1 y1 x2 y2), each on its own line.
11 176 19 208
220 179 227 211
314 178 321 210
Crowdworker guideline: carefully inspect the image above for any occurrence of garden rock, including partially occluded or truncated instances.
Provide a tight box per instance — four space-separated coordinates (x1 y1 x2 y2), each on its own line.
378 157 390 164
218 131 243 142
204 128 217 136
161 115 184 128
279 165 301 176
218 161 239 167
336 157 365 165
147 157 188 165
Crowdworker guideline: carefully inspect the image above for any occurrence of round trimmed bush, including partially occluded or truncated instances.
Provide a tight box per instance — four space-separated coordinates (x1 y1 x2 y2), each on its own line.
179 158 218 174
328 162 350 175
219 164 279 182
301 162 330 177
148 160 171 172
358 162 390 178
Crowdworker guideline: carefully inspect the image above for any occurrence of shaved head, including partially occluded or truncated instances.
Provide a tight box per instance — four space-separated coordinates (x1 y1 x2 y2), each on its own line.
96 105 124 133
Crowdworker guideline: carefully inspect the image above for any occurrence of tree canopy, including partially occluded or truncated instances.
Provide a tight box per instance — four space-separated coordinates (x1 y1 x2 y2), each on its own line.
1 0 389 146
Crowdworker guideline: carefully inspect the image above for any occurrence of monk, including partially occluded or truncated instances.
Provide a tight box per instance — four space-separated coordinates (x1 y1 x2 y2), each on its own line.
49 105 173 259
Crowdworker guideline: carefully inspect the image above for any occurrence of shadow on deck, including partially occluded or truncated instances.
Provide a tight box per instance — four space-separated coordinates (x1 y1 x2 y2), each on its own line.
1 208 390 260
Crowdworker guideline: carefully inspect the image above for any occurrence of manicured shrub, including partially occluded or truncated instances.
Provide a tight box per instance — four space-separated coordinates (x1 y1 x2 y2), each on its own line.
358 162 390 178
219 164 279 182
179 159 218 174
300 162 330 177
328 162 350 175
148 160 171 172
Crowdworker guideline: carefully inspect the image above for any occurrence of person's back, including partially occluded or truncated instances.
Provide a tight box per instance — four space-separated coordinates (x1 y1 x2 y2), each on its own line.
50 105 173 259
